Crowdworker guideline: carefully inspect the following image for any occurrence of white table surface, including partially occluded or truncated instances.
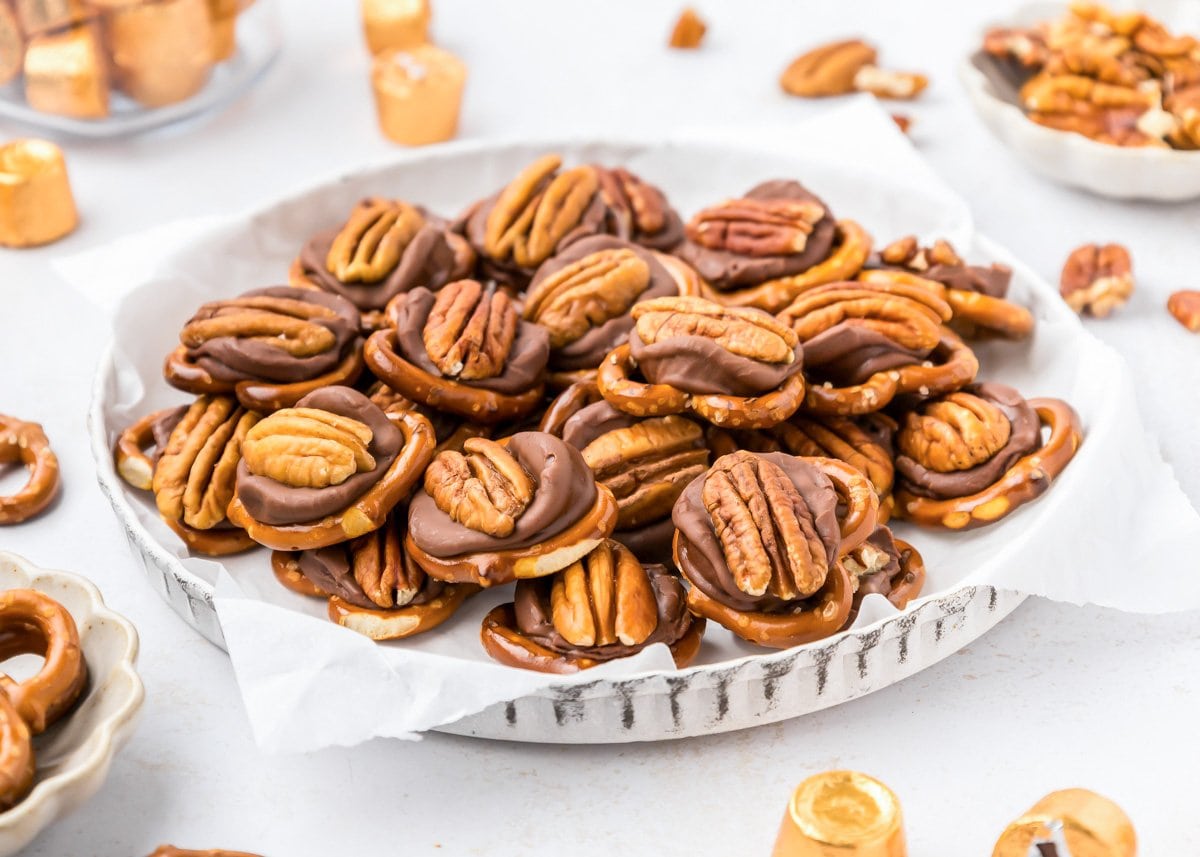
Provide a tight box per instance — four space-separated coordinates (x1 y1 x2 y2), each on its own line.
2 0 1198 854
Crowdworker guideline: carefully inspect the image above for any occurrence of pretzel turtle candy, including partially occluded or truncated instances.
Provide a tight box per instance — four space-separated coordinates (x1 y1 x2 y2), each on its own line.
0 589 87 734
113 406 186 492
227 388 436 551
841 524 926 629
480 540 705 673
0 688 33 812
0 415 60 525
672 451 878 648
364 280 549 425
163 286 365 412
893 387 1081 530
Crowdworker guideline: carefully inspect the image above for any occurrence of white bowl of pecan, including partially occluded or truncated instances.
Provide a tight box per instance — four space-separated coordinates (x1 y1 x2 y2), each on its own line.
0 552 143 855
961 0 1200 200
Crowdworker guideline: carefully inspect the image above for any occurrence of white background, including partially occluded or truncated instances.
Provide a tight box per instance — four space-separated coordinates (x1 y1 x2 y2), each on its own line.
1 1 1199 854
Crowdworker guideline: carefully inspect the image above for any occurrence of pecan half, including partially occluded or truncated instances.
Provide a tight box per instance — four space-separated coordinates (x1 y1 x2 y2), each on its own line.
581 415 708 529
685 197 826 257
522 247 651 348
632 296 798 364
180 295 339 357
325 198 424 283
242 407 375 488
897 392 1010 473
1167 290 1200 332
596 167 668 238
423 280 518 380
350 522 425 608
702 451 829 600
781 39 877 97
153 396 259 529
424 437 534 537
1059 243 1134 317
482 155 600 268
550 541 657 647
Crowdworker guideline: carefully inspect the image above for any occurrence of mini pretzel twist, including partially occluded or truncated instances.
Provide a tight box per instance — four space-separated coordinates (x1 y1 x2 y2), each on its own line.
0 589 87 734
0 415 59 525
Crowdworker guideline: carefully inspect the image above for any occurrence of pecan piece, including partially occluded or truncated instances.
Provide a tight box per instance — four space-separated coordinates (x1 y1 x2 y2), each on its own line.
880 235 964 270
242 407 375 488
325 198 424 283
702 451 829 600
180 295 339 357
581 415 708 528
852 65 928 99
632 296 798 364
596 167 667 238
685 197 826 257
1168 290 1200 332
423 280 518 380
153 396 259 530
781 39 877 97
1059 243 1134 317
350 523 425 609
668 7 706 49
550 540 657 647
897 393 1010 473
522 247 651 348
424 437 534 537
483 155 600 268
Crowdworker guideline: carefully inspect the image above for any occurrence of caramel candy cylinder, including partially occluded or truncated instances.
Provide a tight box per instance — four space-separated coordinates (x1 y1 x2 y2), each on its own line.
14 0 87 36
0 2 22 85
24 23 109 118
773 771 906 857
0 139 78 248
371 44 466 146
105 0 214 108
361 0 429 54
993 789 1136 857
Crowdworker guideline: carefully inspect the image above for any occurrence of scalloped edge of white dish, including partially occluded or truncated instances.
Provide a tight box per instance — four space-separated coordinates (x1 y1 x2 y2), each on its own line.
959 2 1200 201
0 553 144 856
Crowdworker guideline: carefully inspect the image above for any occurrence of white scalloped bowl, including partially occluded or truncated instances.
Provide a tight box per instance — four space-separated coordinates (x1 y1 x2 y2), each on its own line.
0 552 144 856
960 0 1200 201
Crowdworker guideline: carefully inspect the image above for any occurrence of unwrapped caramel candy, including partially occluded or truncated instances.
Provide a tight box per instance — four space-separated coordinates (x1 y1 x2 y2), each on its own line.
773 771 906 857
14 0 88 36
0 139 78 248
371 44 466 146
24 23 109 118
993 788 1136 857
105 0 214 108
361 0 429 54
0 2 23 85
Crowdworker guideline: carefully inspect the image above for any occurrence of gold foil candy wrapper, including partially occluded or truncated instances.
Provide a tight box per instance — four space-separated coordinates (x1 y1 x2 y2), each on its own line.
371 43 466 146
992 789 1136 857
14 0 88 36
0 2 23 85
105 0 214 108
361 0 429 54
772 771 907 857
24 22 109 118
0 139 78 248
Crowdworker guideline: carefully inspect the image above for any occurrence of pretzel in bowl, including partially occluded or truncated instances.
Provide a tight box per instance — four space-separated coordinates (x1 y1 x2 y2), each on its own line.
271 510 477 640
364 279 550 425
0 415 59 525
866 235 1034 340
523 235 700 389
777 280 978 415
0 689 33 812
481 539 705 673
163 286 364 412
673 180 872 313
0 589 87 734
596 296 807 429
840 524 926 629
227 386 435 551
544 381 710 565
406 432 618 587
892 383 1082 530
290 197 474 330
673 450 878 648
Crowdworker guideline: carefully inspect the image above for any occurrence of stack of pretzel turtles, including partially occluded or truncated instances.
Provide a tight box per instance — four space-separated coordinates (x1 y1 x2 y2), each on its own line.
115 154 1082 673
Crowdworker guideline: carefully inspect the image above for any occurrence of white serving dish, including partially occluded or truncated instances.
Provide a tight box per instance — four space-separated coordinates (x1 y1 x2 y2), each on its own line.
960 0 1200 201
0 552 143 855
87 135 1095 745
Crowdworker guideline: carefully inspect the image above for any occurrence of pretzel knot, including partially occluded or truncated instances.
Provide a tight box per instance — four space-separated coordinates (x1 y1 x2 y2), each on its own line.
0 415 59 525
0 589 87 735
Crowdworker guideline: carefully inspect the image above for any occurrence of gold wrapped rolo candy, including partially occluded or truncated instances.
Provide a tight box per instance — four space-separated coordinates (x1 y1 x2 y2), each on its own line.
207 0 239 61
371 44 466 146
993 789 1136 857
0 139 79 248
361 0 429 54
104 0 214 108
14 0 88 36
23 23 109 118
773 771 907 857
0 2 23 85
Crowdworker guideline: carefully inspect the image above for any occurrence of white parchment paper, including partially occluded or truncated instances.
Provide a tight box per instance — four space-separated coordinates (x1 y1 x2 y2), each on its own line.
63 99 1200 752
